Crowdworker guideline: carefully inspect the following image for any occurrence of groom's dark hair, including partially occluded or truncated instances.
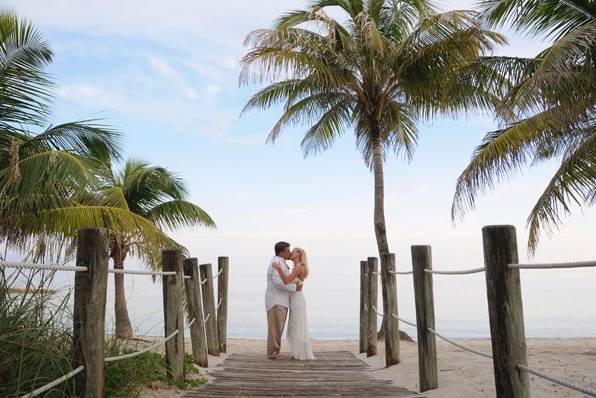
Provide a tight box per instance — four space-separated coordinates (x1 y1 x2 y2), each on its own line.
274 241 290 255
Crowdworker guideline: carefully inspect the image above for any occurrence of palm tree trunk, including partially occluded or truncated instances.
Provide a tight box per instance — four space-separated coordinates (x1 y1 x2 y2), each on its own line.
371 130 390 339
371 136 390 256
113 248 134 339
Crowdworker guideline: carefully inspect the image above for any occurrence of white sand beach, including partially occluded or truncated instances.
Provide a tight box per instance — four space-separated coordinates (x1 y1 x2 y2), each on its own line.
139 337 596 397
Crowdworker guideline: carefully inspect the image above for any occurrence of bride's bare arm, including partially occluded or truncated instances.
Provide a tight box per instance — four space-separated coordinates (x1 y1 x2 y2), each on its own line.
273 263 303 284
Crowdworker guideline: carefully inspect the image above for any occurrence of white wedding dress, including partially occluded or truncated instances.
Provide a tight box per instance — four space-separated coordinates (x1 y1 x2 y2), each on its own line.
286 288 315 360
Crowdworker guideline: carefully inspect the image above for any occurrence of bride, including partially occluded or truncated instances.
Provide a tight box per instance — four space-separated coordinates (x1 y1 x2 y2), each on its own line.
272 247 315 360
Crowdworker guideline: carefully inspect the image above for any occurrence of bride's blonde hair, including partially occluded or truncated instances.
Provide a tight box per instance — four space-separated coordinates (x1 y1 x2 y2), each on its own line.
294 247 309 279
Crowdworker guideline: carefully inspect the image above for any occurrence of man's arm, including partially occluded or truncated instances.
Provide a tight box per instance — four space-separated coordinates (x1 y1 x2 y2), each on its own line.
271 265 297 292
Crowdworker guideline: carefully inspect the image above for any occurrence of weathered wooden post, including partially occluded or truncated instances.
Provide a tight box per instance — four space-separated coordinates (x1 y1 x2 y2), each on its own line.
483 225 529 398
359 260 369 354
73 227 109 397
381 253 400 366
412 245 438 392
183 257 208 367
366 257 378 357
217 256 229 353
162 249 185 384
200 263 220 356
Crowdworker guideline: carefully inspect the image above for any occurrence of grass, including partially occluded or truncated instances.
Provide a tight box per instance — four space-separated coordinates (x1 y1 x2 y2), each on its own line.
0 268 206 397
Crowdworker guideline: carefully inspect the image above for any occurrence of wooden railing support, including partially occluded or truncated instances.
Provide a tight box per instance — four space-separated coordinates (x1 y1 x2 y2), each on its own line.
217 256 229 353
412 245 438 392
162 249 185 384
366 257 378 357
381 253 400 366
359 260 369 353
72 227 109 397
200 263 220 356
483 225 529 398
183 257 208 367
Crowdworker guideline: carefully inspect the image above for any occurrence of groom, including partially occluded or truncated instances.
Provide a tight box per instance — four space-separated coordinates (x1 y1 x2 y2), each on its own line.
265 241 302 359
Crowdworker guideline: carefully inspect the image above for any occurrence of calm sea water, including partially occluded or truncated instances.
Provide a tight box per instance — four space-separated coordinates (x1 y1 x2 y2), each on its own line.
80 258 596 340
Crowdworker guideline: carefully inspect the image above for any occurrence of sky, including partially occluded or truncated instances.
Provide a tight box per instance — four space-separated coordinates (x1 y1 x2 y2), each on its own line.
5 0 595 338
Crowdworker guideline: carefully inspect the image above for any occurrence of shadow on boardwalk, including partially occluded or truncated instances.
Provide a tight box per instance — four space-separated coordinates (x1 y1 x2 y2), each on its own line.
184 351 423 397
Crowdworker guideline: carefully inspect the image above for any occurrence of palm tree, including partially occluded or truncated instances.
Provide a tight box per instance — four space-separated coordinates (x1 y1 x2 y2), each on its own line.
91 158 215 339
240 0 504 337
452 0 595 252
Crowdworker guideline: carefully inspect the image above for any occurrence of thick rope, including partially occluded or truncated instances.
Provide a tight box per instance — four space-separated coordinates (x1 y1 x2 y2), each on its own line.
108 268 176 276
390 313 417 328
183 275 191 279
508 261 596 270
19 365 85 398
427 327 493 359
213 268 224 279
105 330 179 363
200 277 208 285
1 261 87 272
390 270 413 275
517 363 596 397
216 297 223 310
371 305 384 317
203 313 211 324
424 267 485 275
189 318 196 326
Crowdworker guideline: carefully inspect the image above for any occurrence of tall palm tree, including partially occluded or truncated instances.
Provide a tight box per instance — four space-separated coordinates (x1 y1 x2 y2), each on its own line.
452 0 595 252
240 0 504 337
92 158 215 339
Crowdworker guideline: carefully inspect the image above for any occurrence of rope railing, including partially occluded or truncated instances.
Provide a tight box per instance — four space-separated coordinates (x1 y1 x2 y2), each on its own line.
200 276 208 285
108 268 176 276
184 275 192 279
213 268 224 279
508 260 596 270
390 270 413 275
19 365 85 398
203 313 211 324
517 363 596 397
216 297 223 310
189 318 196 326
1 261 87 272
426 327 493 360
424 267 485 275
104 330 180 363
390 313 417 328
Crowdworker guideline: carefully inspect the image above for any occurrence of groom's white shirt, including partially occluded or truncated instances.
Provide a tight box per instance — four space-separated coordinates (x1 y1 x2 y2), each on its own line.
265 255 297 311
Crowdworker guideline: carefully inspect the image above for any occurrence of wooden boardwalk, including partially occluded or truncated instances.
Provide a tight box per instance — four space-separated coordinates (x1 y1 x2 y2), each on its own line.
185 351 424 397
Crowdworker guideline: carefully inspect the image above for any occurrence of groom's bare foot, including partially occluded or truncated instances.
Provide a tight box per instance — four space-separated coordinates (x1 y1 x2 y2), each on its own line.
270 354 290 360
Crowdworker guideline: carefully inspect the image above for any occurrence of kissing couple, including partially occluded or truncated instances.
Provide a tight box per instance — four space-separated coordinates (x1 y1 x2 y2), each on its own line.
265 241 315 360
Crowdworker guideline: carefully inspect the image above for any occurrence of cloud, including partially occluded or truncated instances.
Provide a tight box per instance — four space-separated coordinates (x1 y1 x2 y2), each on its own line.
148 57 198 99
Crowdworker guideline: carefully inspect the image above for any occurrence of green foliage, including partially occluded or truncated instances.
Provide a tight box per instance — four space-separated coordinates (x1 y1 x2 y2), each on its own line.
0 270 75 397
241 0 505 167
104 340 205 397
452 0 595 252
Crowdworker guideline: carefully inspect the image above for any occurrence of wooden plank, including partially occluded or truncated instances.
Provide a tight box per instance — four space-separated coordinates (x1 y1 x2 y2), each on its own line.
412 245 438 392
483 225 529 398
184 351 423 398
162 249 185 384
72 227 109 397
217 256 228 353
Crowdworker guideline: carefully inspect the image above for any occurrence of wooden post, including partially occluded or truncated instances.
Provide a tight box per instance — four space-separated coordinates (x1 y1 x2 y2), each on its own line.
217 256 229 353
162 250 185 384
200 263 220 356
183 258 208 367
483 225 529 398
359 260 369 354
72 227 109 397
412 245 438 392
381 253 400 366
366 257 378 357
